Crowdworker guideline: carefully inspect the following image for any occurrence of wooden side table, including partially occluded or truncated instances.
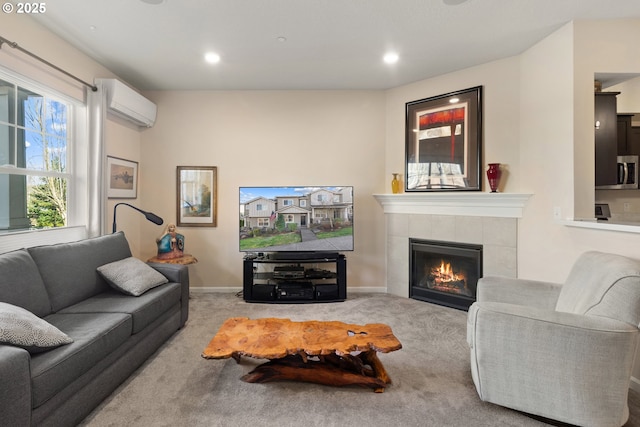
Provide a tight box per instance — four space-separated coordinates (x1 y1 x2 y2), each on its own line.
147 254 198 265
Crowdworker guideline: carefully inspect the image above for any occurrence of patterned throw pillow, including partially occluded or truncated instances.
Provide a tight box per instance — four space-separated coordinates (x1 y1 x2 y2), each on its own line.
97 257 168 296
0 302 73 353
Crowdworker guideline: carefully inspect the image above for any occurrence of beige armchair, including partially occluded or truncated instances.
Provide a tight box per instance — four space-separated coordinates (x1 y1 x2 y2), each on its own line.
467 251 640 427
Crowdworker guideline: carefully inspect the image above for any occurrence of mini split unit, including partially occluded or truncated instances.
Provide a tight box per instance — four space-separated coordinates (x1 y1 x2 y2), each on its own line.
101 79 157 128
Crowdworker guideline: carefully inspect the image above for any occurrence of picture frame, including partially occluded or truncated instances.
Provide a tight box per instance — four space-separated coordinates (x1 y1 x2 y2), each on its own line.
405 86 482 191
107 156 138 199
177 166 217 227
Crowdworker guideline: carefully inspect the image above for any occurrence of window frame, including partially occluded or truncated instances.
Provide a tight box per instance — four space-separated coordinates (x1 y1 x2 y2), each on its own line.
0 67 87 236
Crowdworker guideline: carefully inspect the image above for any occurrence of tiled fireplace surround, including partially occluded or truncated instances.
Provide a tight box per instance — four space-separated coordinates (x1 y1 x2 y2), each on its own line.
374 193 532 298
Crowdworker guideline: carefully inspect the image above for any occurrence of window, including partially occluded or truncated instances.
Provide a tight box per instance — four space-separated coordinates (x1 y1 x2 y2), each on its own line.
256 203 263 211
257 218 269 227
0 72 82 232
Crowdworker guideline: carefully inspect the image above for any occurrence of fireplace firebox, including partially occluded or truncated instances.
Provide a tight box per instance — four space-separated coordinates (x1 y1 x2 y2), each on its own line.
409 238 482 311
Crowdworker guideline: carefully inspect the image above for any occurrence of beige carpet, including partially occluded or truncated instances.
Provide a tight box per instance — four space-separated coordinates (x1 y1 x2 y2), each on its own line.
79 293 640 427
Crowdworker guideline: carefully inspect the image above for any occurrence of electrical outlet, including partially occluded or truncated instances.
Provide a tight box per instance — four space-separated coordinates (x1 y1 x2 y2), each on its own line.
553 206 562 219
624 202 631 212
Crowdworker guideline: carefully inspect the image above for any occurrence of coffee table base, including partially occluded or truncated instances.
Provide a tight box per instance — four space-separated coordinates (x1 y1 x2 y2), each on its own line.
240 350 391 392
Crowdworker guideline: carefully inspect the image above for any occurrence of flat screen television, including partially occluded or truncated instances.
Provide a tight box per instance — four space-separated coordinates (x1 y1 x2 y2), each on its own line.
240 186 354 254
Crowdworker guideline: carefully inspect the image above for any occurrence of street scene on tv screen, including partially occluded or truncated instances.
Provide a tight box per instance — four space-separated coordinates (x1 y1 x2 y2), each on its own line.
239 186 354 252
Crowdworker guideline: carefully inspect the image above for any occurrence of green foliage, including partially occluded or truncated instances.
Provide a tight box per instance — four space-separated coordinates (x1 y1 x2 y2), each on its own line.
315 226 353 240
27 177 66 228
239 232 301 250
275 213 285 232
287 223 297 232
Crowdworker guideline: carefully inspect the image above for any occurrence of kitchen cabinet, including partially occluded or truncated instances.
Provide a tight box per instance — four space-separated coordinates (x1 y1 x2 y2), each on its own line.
595 92 619 186
618 114 640 155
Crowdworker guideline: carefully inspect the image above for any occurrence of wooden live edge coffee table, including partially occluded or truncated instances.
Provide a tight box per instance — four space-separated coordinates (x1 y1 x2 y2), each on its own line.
202 317 402 393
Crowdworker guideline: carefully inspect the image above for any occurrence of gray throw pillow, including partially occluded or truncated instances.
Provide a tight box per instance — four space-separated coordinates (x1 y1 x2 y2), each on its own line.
0 302 73 353
97 257 168 296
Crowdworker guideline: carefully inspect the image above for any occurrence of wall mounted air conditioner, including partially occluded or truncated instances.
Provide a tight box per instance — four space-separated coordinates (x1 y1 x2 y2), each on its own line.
102 79 157 128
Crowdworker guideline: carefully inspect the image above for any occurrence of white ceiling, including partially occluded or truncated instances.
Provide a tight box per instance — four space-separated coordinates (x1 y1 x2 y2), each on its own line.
28 0 640 91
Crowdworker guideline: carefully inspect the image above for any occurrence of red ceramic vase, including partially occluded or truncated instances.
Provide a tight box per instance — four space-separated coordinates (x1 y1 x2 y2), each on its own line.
486 163 501 192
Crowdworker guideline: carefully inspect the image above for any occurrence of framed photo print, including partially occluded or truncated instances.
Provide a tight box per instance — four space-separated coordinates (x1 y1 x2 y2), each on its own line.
177 166 217 227
405 86 482 191
107 156 138 199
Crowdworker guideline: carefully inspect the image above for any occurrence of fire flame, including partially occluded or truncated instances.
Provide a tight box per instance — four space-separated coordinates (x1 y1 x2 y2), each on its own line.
433 260 461 283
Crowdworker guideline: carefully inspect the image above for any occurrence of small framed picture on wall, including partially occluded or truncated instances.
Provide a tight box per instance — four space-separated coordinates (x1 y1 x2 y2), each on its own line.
176 166 217 227
107 156 138 199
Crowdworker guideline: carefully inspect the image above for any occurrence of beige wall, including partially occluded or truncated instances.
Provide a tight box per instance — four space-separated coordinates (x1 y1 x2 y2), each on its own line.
0 15 110 101
516 19 640 282
517 21 579 280
104 117 146 255
385 57 522 193
139 90 386 289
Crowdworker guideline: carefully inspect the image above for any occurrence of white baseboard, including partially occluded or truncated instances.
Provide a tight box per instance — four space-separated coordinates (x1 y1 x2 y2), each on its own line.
190 287 242 293
630 376 640 393
189 286 387 294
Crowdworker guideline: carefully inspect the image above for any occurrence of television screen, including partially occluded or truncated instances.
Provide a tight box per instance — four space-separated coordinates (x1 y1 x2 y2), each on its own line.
240 186 354 253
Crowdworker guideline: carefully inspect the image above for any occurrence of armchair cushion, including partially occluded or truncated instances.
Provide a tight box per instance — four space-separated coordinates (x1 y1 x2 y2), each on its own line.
477 276 562 309
556 251 640 327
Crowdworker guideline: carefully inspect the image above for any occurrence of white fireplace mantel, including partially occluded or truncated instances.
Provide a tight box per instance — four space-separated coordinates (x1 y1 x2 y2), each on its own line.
373 192 533 218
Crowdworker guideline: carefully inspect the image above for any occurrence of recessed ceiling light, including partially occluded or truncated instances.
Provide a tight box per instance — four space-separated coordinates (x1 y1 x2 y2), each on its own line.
204 52 221 64
277 36 287 43
442 0 469 5
383 52 399 64
140 0 165 4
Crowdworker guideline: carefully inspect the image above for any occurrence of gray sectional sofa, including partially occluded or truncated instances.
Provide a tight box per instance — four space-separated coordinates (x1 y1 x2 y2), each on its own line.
0 231 190 426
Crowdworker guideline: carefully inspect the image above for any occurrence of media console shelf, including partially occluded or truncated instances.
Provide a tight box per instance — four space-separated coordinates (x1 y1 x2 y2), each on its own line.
243 253 346 303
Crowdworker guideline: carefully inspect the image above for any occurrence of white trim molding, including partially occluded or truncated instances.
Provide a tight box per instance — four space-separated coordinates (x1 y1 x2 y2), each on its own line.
373 192 533 218
0 226 87 254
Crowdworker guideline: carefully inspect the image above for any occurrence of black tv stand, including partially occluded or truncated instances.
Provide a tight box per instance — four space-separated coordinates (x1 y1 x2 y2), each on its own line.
243 253 346 303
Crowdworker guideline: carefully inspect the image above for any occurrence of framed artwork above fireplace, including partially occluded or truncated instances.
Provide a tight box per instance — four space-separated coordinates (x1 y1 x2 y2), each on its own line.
405 86 483 192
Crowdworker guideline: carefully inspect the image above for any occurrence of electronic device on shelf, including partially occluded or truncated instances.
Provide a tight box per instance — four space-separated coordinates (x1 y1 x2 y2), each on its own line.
276 282 314 300
239 186 354 257
273 266 305 279
305 268 336 279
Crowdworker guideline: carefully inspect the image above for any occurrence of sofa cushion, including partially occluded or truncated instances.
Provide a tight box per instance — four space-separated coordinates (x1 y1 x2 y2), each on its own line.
97 257 168 296
556 251 640 327
59 283 182 334
0 249 52 317
30 312 132 408
28 232 132 312
0 303 73 353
